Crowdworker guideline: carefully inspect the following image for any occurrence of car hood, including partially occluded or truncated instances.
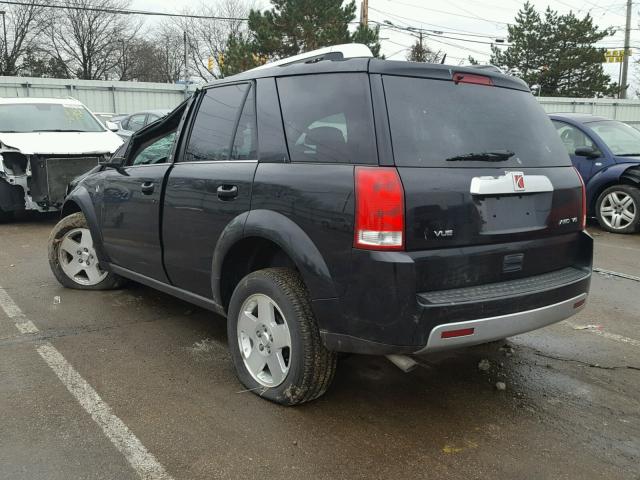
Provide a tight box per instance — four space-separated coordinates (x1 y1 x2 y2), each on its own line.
0 131 123 155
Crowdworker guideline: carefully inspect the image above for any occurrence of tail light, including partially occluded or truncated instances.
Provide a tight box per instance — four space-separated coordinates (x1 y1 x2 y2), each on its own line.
573 166 587 230
354 167 405 250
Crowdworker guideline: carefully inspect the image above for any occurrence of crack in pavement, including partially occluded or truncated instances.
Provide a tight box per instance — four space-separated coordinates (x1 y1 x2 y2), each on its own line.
532 350 640 372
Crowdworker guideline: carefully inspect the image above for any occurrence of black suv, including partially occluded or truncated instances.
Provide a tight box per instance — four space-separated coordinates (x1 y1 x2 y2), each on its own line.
48 52 593 405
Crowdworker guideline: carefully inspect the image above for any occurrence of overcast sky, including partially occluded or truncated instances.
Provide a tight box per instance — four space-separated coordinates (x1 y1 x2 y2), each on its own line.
130 0 637 92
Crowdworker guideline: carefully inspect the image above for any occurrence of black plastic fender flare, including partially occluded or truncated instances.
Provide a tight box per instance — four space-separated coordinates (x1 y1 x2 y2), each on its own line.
61 186 111 266
210 209 337 308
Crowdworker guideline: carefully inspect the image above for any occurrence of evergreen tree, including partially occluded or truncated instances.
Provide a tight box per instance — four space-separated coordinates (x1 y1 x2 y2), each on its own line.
492 2 617 97
224 0 382 76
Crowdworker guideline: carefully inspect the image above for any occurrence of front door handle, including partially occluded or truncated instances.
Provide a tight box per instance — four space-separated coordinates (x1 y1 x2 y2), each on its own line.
141 181 155 195
217 184 238 200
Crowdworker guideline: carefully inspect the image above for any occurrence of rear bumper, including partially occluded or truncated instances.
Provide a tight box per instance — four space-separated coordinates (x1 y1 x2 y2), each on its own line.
414 292 587 354
317 231 593 354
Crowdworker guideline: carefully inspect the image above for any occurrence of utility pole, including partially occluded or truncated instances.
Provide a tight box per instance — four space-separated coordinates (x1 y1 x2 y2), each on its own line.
183 31 188 86
1 11 7 73
360 0 368 27
620 0 632 99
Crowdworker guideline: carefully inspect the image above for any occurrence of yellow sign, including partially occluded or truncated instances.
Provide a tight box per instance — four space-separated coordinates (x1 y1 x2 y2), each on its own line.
605 49 631 63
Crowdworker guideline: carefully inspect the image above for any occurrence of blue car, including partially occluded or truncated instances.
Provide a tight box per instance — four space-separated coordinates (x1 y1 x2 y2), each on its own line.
550 114 640 233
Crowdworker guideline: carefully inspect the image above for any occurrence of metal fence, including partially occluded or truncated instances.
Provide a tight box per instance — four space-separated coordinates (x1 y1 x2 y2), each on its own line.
537 96 640 126
3 76 640 125
0 76 197 114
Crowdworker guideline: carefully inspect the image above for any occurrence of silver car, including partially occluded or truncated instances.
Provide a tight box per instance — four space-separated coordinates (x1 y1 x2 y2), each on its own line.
115 109 171 140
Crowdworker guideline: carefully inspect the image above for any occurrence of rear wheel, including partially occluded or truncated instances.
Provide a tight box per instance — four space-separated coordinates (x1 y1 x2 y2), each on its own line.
595 185 640 234
227 268 337 405
48 212 125 289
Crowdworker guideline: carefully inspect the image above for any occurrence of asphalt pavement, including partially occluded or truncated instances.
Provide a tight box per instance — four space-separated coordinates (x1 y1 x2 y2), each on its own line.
1 214 638 480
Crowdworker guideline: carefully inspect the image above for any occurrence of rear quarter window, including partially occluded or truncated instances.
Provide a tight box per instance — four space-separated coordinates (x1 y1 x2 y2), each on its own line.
277 73 377 164
384 76 570 168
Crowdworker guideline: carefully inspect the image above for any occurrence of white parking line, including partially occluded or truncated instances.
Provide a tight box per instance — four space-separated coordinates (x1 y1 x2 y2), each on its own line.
37 344 173 480
0 287 28 320
565 321 640 348
0 286 173 480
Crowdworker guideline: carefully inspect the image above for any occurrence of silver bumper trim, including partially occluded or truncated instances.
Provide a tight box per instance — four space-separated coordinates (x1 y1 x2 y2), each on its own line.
414 293 587 354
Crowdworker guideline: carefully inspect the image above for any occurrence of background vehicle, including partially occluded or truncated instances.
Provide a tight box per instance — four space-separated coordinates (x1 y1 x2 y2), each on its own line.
551 113 640 233
114 109 171 139
0 97 123 221
94 112 126 129
49 45 592 405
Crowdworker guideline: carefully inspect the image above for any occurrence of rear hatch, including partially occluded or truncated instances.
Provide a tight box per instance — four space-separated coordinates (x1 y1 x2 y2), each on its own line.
381 71 586 290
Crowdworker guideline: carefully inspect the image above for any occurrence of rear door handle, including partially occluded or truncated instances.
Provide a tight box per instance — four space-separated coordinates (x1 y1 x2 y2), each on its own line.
217 184 238 200
141 181 155 195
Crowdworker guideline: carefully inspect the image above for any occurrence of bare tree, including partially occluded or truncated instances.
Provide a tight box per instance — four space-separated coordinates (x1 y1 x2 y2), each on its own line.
154 22 185 83
0 1 48 76
406 39 444 64
179 0 252 81
48 0 141 80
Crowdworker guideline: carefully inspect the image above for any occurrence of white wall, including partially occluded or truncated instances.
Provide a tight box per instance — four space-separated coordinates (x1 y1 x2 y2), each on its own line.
538 96 640 126
0 76 198 114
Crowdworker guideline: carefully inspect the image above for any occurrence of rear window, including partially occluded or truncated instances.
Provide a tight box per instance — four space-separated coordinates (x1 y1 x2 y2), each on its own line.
384 76 570 168
277 73 377 164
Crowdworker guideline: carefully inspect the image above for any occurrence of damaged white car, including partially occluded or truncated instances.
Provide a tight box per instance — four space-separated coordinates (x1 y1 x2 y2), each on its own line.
0 98 122 220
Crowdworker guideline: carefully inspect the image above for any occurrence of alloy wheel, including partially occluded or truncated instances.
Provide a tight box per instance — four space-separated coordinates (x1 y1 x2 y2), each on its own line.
599 191 637 230
58 228 108 286
237 293 292 387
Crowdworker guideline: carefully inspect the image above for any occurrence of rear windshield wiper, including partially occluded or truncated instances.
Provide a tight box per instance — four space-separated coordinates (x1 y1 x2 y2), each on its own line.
446 150 515 162
617 153 640 156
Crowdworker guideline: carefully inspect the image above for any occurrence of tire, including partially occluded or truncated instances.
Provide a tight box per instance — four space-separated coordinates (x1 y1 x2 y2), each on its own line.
227 268 337 406
595 185 640 234
48 212 125 290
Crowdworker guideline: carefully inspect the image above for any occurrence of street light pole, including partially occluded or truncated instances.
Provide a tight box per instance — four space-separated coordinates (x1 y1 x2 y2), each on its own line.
620 0 632 99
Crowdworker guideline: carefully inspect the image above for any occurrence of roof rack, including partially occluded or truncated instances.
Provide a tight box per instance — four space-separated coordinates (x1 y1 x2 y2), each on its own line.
247 43 373 72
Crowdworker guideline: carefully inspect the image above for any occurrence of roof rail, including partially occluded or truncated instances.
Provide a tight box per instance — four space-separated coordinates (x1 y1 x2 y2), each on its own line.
247 43 373 73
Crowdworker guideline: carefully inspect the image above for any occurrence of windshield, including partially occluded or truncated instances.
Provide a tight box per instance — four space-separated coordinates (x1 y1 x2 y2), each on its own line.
0 103 104 133
588 120 640 155
383 76 570 168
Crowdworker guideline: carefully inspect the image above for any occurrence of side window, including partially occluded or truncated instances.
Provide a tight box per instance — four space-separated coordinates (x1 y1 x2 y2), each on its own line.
276 73 377 164
127 114 146 132
553 121 593 155
183 84 248 162
231 85 257 160
129 131 176 166
146 114 159 125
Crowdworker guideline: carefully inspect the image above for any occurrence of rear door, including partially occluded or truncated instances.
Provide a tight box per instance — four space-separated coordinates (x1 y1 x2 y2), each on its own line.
381 74 584 287
162 82 257 298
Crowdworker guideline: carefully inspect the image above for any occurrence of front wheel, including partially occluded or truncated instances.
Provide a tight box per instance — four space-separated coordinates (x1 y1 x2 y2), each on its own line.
227 268 337 405
595 185 640 234
48 212 125 290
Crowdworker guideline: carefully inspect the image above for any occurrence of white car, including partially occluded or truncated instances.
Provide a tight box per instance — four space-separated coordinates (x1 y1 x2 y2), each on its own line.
0 97 123 220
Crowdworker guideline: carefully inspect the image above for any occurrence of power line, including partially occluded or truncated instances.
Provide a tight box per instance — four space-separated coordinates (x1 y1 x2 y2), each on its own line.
0 0 248 21
378 0 513 26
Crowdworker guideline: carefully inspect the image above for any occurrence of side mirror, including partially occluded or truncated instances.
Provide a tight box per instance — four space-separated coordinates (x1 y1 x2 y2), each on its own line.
574 146 600 158
100 155 128 175
105 120 119 132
